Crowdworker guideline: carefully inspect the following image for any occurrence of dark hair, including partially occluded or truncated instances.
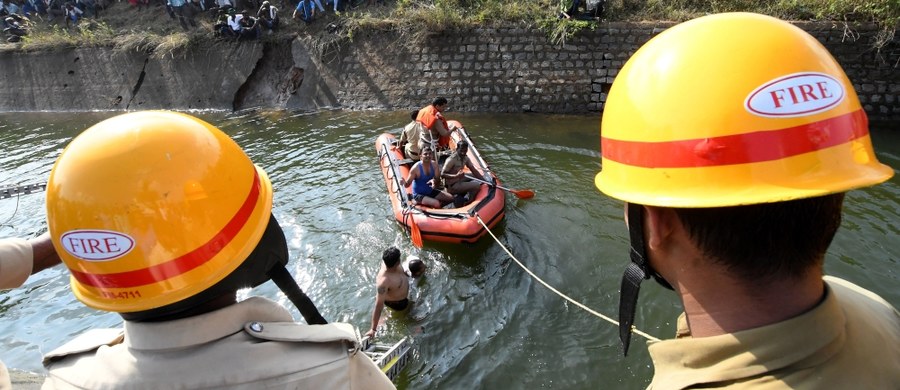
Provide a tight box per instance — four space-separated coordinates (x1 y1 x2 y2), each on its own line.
673 193 844 282
382 247 401 268
432 97 448 107
408 259 426 277
410 110 419 120
456 140 468 151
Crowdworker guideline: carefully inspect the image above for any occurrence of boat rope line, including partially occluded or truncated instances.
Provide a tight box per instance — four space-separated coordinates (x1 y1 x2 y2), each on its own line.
474 214 661 342
0 192 21 228
401 207 415 233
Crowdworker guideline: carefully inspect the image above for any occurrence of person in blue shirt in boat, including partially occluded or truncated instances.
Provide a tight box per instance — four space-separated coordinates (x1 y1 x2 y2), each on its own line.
365 247 426 340
401 147 453 208
441 140 487 207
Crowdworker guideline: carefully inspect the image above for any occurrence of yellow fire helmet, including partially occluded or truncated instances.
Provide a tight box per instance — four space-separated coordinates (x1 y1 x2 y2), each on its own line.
595 12 894 208
46 111 273 313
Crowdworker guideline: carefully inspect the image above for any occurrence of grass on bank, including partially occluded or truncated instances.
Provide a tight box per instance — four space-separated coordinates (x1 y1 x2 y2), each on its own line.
3 0 898 53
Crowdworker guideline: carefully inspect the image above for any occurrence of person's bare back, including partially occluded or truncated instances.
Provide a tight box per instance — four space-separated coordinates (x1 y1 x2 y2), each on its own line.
366 247 411 338
376 265 409 306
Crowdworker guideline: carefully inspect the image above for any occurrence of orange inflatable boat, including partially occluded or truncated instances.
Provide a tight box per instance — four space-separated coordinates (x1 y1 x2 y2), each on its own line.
375 121 505 244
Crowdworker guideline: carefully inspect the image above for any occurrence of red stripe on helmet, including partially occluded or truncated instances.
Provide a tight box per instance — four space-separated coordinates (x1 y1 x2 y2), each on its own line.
71 172 263 289
601 109 868 168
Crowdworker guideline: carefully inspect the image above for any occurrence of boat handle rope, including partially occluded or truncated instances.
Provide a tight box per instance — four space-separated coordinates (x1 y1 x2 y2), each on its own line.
380 144 409 209
474 213 661 343
401 206 415 232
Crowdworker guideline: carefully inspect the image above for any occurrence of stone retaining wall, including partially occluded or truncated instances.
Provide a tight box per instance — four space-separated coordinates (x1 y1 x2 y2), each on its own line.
329 22 899 122
0 21 896 123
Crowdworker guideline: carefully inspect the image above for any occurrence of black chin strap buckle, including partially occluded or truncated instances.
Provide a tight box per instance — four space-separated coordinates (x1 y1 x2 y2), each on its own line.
618 204 672 356
269 265 328 325
619 255 649 356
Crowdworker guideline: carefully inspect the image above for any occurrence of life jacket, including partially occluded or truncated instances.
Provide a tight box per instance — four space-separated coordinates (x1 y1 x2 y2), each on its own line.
416 105 450 148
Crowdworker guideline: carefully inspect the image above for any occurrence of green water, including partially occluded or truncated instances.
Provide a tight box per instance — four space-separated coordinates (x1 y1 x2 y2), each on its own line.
0 111 897 389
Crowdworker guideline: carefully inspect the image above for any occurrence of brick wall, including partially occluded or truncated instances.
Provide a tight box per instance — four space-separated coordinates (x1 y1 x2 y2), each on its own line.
325 21 899 122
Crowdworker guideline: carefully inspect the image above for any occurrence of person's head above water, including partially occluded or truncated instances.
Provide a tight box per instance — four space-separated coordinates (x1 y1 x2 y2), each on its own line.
407 256 426 278
382 246 401 268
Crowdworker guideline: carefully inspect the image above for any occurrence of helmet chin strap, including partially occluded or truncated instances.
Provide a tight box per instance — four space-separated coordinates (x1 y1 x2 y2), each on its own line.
619 204 673 356
264 215 328 325
269 265 328 325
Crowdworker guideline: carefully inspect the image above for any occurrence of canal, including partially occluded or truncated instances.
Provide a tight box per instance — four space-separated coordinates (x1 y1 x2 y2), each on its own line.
1 110 897 389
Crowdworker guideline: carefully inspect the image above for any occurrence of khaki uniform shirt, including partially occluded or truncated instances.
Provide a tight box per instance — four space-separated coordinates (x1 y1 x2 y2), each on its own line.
42 297 396 390
0 238 32 290
647 276 900 389
1 238 33 390
399 120 425 160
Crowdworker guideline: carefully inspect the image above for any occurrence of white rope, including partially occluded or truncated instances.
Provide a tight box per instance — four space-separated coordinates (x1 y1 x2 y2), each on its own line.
475 214 660 342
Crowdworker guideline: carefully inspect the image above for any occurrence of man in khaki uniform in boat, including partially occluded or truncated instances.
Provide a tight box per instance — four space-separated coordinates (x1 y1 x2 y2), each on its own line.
397 110 425 161
0 234 61 390
40 111 394 390
595 13 899 389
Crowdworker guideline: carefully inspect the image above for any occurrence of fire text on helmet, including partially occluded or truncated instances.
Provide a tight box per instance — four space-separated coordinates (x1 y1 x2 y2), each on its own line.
60 230 135 261
745 72 845 118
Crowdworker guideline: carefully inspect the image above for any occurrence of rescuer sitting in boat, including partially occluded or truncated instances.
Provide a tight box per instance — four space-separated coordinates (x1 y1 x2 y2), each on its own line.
365 247 425 339
397 109 424 161
416 97 457 153
441 140 487 207
40 111 395 389
401 147 453 208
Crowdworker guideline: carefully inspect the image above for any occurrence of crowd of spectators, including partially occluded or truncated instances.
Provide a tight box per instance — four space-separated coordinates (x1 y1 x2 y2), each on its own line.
0 0 380 43
1 0 102 34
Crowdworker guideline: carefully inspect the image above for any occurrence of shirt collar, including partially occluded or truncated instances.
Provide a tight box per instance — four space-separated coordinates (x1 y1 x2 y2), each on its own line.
124 296 294 350
647 282 843 389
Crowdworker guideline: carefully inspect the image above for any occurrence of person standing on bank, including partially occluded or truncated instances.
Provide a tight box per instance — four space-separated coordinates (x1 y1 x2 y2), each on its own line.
594 13 899 388
416 97 456 153
40 111 394 389
0 233 62 389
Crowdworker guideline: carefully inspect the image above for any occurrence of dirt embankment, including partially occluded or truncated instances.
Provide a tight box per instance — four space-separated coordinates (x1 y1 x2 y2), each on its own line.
0 36 342 112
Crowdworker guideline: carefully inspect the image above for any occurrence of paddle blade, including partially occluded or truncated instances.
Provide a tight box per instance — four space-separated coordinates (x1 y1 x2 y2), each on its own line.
512 189 535 199
409 217 423 248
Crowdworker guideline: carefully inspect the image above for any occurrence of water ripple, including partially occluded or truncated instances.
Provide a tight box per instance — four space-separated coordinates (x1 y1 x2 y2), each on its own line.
0 112 896 390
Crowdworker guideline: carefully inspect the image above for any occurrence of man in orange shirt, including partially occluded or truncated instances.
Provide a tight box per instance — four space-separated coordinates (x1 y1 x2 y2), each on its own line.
416 97 456 152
